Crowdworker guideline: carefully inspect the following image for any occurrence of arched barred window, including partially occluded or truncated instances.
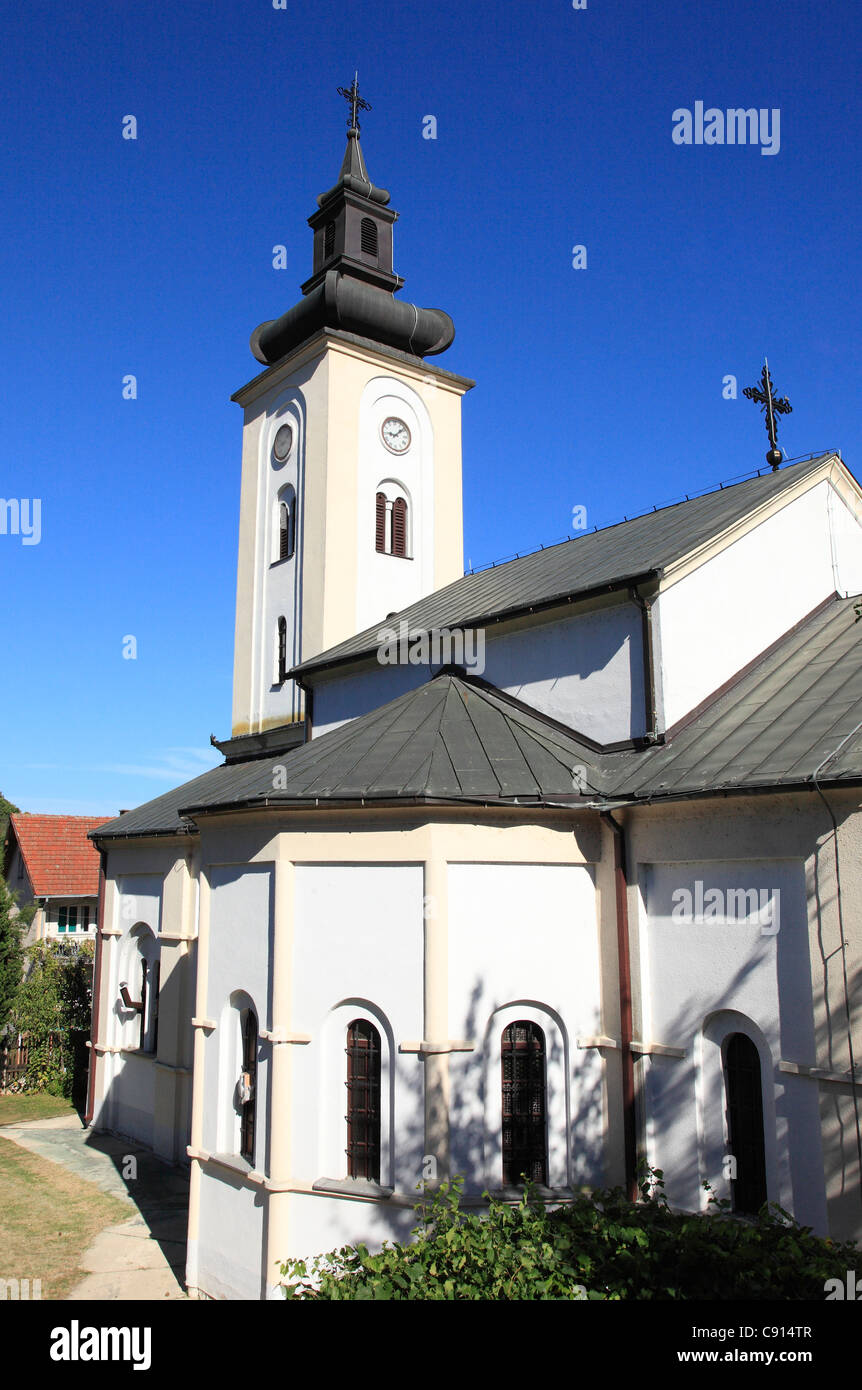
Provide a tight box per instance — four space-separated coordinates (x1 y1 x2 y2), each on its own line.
276 616 287 684
239 1008 258 1164
723 1032 767 1214
501 1020 548 1185
279 499 295 561
346 1019 381 1181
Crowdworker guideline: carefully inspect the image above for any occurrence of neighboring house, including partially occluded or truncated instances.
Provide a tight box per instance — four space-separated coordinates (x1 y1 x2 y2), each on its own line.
3 815 111 948
87 107 862 1300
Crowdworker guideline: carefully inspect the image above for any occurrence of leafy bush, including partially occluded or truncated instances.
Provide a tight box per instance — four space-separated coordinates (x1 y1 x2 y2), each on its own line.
279 1168 858 1301
11 941 94 1096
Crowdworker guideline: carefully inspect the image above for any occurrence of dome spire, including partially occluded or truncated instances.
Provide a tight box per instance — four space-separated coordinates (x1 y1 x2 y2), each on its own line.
248 82 456 365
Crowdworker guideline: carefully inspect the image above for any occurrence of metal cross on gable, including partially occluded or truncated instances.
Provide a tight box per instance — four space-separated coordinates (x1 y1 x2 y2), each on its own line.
337 73 371 131
743 359 792 471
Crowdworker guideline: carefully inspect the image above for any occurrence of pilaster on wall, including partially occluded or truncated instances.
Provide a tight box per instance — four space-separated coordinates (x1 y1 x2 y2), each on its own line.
423 850 450 1182
264 856 295 1298
153 849 199 1160
186 864 212 1293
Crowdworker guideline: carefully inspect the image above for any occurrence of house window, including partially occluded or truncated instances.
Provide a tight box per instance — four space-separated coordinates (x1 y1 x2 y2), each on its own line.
277 617 287 684
723 1032 767 1214
374 484 410 558
58 905 77 933
346 1019 381 1181
501 1021 548 1185
360 217 378 259
239 1009 257 1163
324 221 335 259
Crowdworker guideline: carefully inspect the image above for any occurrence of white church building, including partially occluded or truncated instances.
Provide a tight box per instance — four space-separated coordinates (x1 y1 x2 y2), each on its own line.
86 98 862 1300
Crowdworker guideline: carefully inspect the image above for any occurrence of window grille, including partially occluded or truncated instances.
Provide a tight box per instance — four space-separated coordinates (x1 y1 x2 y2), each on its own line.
240 1009 257 1163
277 617 287 684
501 1021 548 1185
346 1019 381 1181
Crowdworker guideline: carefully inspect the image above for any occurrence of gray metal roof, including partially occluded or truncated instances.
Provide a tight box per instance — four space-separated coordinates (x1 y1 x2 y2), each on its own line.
610 595 862 798
91 591 862 844
293 454 836 678
91 675 610 841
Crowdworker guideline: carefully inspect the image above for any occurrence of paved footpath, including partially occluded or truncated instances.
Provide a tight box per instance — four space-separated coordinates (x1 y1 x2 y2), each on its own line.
1 1114 189 1300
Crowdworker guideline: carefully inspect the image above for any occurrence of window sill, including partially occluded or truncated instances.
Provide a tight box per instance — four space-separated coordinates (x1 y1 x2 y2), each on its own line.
489 1185 575 1203
209 1151 254 1176
312 1176 394 1201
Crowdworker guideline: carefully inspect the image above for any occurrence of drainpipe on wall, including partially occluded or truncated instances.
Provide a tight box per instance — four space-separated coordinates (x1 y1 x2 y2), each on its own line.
84 848 107 1128
602 810 638 1200
630 584 660 745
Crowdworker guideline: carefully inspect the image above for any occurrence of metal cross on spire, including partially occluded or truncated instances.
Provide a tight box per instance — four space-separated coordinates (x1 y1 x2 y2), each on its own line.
337 73 371 131
743 359 793 471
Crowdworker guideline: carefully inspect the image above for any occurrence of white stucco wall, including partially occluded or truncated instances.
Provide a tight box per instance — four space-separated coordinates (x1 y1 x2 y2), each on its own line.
197 862 274 1301
355 377 436 634
290 864 425 1195
639 859 827 1232
311 601 645 744
446 862 605 1192
255 390 306 732
658 481 862 729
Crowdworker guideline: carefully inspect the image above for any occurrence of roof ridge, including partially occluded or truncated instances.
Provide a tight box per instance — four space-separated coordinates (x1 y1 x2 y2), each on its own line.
464 452 837 576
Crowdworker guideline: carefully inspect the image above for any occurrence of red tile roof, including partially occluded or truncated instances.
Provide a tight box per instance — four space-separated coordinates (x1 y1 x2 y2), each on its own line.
8 814 112 897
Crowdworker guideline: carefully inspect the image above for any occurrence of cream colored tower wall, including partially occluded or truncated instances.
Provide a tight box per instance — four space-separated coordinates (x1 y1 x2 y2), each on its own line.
231 335 468 737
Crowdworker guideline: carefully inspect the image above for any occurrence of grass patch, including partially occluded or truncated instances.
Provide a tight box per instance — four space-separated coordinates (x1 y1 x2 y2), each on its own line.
0 1136 130 1299
0 1094 77 1127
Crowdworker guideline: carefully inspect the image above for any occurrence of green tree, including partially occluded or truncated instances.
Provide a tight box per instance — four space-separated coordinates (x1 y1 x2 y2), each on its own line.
0 792 21 850
0 876 26 1038
11 940 94 1095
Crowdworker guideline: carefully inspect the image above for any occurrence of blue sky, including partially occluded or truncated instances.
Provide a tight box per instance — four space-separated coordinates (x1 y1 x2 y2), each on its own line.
1 0 859 816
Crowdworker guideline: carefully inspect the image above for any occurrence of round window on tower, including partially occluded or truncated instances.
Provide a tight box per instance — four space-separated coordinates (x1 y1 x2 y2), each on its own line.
272 424 293 465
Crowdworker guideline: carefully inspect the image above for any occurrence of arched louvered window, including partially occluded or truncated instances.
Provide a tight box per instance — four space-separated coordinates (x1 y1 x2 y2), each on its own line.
360 217 378 259
391 497 408 558
239 1008 257 1163
502 1021 548 1185
346 1019 381 1181
279 500 295 561
277 616 287 684
723 1033 767 1214
324 221 335 259
375 484 410 558
375 492 386 553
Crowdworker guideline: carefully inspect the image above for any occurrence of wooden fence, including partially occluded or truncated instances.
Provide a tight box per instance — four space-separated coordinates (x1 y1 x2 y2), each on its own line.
0 1033 63 1092
0 1034 30 1092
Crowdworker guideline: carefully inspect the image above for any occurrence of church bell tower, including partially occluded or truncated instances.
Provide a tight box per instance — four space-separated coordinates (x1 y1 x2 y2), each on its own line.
229 81 474 739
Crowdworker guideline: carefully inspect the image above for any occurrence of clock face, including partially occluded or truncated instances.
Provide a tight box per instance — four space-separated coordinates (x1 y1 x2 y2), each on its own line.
272 423 293 463
381 417 411 454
